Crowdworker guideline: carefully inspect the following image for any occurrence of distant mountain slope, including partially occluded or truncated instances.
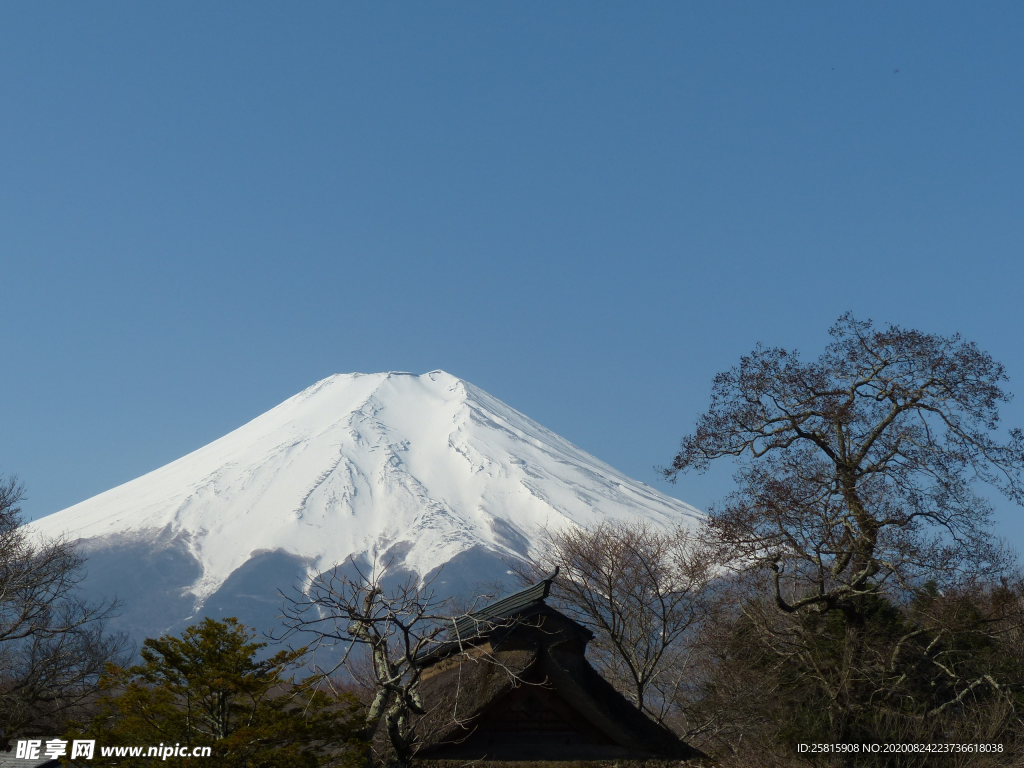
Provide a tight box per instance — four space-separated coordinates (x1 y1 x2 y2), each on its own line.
30 371 701 641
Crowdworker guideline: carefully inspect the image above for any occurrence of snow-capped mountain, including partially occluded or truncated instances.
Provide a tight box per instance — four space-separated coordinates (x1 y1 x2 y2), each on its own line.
30 371 701 641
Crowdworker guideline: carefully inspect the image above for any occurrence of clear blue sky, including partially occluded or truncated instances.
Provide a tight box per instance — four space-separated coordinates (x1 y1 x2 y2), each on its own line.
3 3 1023 551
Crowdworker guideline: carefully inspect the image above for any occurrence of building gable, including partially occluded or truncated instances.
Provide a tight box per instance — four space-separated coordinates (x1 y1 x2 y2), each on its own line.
415 572 703 762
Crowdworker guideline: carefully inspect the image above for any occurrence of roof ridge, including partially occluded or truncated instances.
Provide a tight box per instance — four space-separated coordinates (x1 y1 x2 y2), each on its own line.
449 567 559 640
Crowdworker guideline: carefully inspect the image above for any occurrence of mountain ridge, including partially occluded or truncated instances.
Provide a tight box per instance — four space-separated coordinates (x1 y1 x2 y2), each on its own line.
29 371 700 640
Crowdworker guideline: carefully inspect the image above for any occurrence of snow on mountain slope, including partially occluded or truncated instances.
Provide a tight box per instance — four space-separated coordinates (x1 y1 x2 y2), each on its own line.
30 371 701 636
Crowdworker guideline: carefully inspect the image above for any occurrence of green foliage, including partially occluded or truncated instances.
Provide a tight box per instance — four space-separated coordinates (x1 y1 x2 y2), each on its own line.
73 617 364 767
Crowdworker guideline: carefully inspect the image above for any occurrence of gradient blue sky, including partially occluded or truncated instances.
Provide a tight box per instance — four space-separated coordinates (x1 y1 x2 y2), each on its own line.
3 3 1023 551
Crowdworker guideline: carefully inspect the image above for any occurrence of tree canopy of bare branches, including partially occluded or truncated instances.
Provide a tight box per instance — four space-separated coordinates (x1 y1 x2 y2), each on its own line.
664 314 1024 618
0 473 127 743
662 316 1024 757
278 561 462 768
516 520 715 727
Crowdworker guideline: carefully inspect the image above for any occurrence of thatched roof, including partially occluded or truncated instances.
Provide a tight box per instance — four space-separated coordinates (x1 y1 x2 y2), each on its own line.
418 568 588 666
414 575 703 762
449 568 559 638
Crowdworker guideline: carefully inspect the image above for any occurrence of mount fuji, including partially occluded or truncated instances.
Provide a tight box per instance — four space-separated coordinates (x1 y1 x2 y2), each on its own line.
30 371 701 642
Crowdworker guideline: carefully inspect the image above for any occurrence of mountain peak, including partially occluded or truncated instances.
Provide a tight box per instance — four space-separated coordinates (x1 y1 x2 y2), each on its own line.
30 372 700 629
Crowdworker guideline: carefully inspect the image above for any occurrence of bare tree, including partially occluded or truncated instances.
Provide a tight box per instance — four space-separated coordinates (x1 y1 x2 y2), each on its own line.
278 560 474 768
663 315 1024 749
514 519 715 726
0 473 127 743
664 314 1024 617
